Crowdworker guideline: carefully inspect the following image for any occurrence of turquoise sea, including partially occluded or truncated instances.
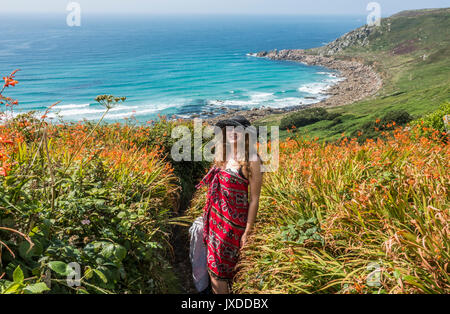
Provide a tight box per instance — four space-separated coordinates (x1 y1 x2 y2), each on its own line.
0 14 365 122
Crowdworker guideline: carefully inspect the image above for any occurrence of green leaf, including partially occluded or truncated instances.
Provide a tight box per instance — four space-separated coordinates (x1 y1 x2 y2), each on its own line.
48 261 71 276
101 243 115 259
13 266 24 284
23 282 50 294
84 267 93 280
3 282 22 294
114 245 127 261
94 269 108 283
76 288 89 294
19 241 40 260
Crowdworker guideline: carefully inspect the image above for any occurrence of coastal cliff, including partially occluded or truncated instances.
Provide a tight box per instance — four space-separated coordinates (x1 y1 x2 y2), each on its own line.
209 49 382 124
213 7 449 137
256 49 382 108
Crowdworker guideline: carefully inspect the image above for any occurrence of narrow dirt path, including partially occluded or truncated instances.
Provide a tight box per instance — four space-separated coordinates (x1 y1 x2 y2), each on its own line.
171 222 197 293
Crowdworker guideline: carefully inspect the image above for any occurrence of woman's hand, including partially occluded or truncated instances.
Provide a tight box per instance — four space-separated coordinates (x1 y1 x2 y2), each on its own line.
240 229 251 248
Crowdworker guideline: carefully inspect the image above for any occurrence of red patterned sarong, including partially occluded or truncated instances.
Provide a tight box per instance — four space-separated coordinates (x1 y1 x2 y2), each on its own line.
196 166 249 280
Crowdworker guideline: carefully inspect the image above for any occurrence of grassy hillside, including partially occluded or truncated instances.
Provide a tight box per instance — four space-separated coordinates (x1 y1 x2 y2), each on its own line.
256 8 450 142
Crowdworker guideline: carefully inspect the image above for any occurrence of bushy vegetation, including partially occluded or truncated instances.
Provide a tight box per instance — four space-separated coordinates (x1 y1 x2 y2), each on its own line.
1 117 179 293
351 110 413 143
0 71 208 294
412 101 450 134
280 108 341 130
228 126 449 294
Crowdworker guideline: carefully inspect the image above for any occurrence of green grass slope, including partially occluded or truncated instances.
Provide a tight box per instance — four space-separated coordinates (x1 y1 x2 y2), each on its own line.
257 8 450 142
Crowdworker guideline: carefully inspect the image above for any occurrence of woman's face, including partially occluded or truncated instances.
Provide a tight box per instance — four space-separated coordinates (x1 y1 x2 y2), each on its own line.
225 127 244 145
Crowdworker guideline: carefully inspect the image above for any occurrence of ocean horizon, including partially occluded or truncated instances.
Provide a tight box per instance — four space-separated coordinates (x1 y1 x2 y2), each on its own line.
0 14 366 122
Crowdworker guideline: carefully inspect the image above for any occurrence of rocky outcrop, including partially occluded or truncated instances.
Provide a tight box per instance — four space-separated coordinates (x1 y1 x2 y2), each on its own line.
258 49 381 106
309 24 376 56
207 49 382 124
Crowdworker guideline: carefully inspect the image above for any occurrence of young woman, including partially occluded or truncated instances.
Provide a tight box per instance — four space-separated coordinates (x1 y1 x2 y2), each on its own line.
196 116 263 294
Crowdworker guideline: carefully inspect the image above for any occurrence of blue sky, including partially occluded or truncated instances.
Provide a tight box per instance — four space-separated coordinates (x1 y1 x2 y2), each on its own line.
1 0 448 15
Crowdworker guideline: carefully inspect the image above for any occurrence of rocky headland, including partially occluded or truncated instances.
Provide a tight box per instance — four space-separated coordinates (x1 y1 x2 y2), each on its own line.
207 48 382 124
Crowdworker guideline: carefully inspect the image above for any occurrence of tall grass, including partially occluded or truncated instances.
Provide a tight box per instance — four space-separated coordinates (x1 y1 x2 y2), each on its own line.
225 126 449 294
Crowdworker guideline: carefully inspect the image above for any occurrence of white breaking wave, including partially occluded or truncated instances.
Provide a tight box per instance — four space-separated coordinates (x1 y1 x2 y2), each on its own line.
45 102 182 120
104 103 180 120
106 107 162 119
316 71 346 82
298 82 331 94
298 73 344 95
48 105 138 119
249 92 274 102
207 99 255 107
207 95 321 110
207 92 274 108
53 103 90 109
272 96 324 107
272 97 305 107
175 114 192 119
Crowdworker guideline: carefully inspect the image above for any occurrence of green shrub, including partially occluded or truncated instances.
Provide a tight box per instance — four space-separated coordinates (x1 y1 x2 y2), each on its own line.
0 114 205 294
353 109 413 142
413 101 450 132
280 108 341 130
1 142 179 293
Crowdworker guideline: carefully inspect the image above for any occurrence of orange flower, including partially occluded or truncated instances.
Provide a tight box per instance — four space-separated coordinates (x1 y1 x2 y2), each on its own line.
3 77 18 88
0 137 13 145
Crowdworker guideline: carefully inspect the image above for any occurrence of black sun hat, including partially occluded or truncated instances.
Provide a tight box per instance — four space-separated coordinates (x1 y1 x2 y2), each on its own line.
215 115 258 137
215 115 251 129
